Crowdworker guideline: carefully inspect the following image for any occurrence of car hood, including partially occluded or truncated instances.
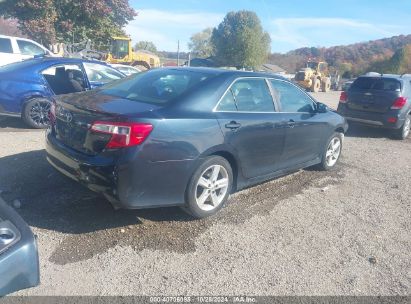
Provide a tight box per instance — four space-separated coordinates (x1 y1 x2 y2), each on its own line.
57 91 162 116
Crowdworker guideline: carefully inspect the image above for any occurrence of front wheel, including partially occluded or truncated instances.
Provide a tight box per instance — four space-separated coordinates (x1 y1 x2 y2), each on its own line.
322 78 331 92
22 98 51 129
311 78 321 92
317 132 343 171
183 156 233 219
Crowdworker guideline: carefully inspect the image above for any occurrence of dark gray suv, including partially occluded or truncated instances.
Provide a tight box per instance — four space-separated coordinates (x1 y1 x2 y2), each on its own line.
337 74 411 139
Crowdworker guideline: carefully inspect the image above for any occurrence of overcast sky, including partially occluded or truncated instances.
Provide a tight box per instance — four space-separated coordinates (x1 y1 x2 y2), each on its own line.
126 0 411 53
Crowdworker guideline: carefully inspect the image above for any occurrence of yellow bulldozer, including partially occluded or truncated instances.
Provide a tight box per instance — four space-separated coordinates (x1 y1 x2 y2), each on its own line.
295 61 331 92
106 36 160 70
55 36 160 70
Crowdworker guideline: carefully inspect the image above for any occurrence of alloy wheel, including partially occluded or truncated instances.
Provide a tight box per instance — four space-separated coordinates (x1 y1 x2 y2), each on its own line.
325 137 341 167
195 165 229 211
403 117 410 138
29 100 50 127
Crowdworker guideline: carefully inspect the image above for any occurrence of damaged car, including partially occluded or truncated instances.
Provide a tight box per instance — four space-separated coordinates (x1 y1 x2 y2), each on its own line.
46 68 348 218
0 57 125 128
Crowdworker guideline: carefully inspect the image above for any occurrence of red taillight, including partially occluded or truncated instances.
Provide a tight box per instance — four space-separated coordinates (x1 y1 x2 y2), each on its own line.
339 92 348 103
391 97 407 110
387 117 397 123
90 121 153 149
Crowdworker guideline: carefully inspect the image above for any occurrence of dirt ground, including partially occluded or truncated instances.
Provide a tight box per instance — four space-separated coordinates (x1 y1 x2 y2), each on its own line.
0 91 409 296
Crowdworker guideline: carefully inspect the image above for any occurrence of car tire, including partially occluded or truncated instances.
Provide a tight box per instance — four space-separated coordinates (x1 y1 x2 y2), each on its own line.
312 78 321 92
393 115 410 140
322 78 331 92
317 132 343 171
183 156 233 219
22 98 51 129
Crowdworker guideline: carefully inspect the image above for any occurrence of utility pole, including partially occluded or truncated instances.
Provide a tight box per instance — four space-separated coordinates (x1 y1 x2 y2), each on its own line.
188 52 191 67
177 40 180 66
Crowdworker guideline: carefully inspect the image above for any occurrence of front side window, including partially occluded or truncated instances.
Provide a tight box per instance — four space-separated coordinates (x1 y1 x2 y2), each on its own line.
0 38 13 53
17 40 45 56
229 78 275 112
270 80 315 113
83 62 125 84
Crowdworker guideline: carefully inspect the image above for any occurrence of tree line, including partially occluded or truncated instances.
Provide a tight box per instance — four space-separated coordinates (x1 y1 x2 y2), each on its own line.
1 1 409 74
267 34 411 76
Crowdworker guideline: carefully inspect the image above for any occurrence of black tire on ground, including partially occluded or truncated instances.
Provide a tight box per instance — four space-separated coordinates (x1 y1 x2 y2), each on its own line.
183 156 233 219
316 132 343 171
311 78 321 93
134 65 148 71
131 61 150 70
322 78 331 92
393 115 410 140
22 98 51 129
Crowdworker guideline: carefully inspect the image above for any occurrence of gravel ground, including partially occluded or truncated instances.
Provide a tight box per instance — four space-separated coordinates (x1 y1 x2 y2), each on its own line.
0 91 410 296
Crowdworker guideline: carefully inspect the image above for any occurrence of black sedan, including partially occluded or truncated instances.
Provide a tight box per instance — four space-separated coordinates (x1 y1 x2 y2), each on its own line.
46 68 348 218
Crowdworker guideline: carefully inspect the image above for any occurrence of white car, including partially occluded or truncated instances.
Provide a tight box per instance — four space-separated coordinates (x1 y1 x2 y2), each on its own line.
0 35 55 67
110 64 141 76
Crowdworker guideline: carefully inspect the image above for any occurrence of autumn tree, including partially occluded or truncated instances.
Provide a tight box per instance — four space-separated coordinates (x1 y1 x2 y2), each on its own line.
211 11 271 68
188 28 214 58
134 41 158 53
0 0 136 46
0 17 24 36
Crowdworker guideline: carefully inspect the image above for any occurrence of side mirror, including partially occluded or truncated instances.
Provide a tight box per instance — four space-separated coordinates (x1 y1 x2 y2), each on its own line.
0 197 40 295
316 102 328 113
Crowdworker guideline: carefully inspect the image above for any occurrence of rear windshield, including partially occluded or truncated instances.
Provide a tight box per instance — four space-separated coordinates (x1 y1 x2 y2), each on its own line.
100 69 218 105
350 77 401 92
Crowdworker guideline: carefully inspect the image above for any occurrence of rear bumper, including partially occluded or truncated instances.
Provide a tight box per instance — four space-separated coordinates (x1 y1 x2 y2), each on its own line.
337 104 405 129
46 130 194 209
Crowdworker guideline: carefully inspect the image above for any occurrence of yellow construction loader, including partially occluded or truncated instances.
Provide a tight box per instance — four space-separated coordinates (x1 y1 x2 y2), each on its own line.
106 36 160 70
56 36 160 70
295 61 331 92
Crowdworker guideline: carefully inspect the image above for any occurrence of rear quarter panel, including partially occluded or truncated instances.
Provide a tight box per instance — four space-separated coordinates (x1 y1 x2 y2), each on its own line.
0 69 51 114
140 117 225 162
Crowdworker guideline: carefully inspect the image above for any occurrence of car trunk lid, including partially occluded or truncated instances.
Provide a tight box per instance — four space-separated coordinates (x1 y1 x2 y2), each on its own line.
53 91 160 155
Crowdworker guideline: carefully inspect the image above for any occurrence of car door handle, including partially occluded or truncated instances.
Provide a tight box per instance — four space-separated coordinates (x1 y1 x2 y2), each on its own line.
287 119 296 128
225 121 241 130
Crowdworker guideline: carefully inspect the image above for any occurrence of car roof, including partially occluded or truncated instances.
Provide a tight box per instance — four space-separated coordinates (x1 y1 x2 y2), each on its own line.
0 34 19 39
359 73 411 80
162 67 288 80
111 64 140 69
0 56 108 71
32 56 107 65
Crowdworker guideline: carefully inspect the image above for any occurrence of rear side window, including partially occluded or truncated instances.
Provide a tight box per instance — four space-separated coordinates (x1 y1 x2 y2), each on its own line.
83 62 124 84
41 64 86 95
16 40 45 56
231 78 274 112
217 90 237 111
0 38 13 53
351 77 401 92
